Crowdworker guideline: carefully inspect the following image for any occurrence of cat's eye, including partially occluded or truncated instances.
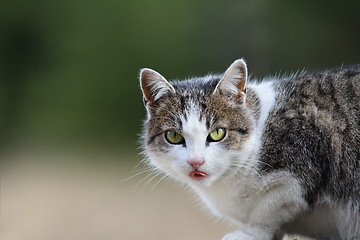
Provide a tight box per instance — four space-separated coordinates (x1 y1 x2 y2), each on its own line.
165 130 185 145
207 128 226 142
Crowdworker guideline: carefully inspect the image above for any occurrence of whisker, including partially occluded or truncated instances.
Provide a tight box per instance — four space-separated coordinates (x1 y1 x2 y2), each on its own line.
159 175 176 192
132 159 146 171
134 165 153 173
120 167 153 183
257 155 274 170
229 160 265 178
131 170 158 192
150 174 168 190
133 156 150 171
139 171 163 194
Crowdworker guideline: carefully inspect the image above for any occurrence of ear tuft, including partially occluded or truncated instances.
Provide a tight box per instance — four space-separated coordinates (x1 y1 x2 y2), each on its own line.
139 68 175 106
213 59 248 104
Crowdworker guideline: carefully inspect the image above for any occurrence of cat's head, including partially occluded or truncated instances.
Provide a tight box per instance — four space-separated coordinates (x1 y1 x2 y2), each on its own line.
140 59 257 187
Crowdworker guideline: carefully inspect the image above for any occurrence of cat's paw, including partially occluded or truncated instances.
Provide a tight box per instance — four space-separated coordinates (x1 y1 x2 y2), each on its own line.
222 230 254 240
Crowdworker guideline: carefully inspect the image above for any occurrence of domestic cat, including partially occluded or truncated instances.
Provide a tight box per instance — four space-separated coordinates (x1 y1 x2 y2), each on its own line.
139 59 360 240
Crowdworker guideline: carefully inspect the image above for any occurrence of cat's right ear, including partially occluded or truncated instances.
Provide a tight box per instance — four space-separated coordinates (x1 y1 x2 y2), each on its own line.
139 68 175 108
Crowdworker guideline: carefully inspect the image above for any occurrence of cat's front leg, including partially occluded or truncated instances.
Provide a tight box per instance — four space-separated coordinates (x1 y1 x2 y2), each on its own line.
222 230 254 240
222 226 276 240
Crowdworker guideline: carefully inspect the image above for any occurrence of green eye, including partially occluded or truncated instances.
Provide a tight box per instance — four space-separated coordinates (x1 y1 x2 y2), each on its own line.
165 130 185 145
207 128 226 142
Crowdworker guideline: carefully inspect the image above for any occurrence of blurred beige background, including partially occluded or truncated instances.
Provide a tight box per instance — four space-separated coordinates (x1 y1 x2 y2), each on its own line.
1 151 236 240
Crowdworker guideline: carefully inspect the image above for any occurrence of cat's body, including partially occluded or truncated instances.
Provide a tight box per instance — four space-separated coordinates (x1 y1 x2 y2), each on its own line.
139 59 360 240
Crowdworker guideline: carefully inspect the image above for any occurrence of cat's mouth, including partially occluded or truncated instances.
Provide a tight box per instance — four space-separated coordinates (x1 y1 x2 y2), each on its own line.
189 171 208 179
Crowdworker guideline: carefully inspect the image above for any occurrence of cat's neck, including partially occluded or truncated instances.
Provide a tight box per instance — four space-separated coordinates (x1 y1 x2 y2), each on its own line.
248 79 277 132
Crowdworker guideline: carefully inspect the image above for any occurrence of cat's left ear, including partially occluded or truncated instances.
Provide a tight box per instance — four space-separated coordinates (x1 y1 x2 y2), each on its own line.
213 59 247 104
139 68 175 107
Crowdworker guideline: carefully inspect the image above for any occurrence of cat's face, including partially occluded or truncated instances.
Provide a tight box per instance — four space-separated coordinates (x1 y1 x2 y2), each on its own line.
140 60 256 187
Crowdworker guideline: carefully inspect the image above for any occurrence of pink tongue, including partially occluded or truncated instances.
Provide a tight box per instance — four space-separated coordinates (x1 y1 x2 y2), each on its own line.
189 171 207 179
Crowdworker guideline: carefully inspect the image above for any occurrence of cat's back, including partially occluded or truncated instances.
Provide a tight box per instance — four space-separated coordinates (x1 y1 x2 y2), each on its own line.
276 64 360 115
261 64 360 204
273 65 360 144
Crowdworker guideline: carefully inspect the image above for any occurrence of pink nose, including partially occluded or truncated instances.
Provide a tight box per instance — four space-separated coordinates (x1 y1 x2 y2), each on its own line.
187 160 204 170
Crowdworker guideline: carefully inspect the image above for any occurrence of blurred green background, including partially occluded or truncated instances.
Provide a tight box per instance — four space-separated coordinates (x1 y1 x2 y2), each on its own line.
1 0 360 153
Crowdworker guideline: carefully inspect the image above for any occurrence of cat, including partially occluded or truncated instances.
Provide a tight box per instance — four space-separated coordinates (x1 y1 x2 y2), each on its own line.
139 59 360 240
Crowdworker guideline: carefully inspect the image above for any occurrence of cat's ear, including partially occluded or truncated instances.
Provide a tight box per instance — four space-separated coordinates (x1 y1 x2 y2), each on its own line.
139 68 175 107
213 59 247 104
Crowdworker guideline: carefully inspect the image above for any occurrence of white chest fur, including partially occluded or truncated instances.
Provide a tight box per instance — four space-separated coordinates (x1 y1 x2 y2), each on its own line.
197 175 260 223
193 171 308 230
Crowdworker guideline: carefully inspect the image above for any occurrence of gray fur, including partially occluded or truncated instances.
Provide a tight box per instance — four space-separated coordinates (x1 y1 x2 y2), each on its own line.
261 66 360 205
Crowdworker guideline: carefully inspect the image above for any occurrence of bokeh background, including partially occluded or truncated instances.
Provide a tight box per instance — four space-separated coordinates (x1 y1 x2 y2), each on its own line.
0 0 359 239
